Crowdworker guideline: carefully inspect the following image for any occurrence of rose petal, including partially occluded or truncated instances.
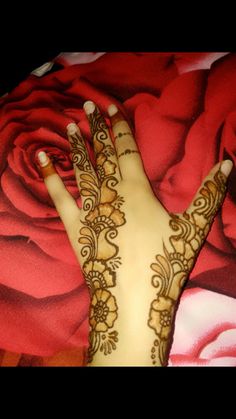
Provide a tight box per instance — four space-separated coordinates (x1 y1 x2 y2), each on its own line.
170 288 236 365
0 237 83 297
0 282 89 356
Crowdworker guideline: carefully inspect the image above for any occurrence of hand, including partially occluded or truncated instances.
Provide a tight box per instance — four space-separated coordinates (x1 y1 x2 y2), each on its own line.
37 101 233 366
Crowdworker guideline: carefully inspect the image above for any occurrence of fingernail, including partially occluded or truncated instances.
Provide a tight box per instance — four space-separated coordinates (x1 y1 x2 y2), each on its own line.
108 105 125 127
38 151 50 167
67 123 80 135
108 104 118 117
221 160 234 177
83 100 96 115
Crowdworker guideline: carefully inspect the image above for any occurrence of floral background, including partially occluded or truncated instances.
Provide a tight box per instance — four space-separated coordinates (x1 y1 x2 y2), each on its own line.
0 52 235 367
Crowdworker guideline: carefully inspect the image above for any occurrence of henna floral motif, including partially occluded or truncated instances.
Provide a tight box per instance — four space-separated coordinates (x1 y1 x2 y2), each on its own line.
148 168 227 366
85 203 125 229
96 153 116 181
148 296 175 340
90 289 118 332
69 111 126 362
83 260 116 292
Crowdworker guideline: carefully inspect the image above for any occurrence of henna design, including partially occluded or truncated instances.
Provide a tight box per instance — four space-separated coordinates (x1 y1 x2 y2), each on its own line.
69 131 100 212
118 149 140 158
88 107 109 156
70 111 126 362
114 131 133 141
148 169 227 366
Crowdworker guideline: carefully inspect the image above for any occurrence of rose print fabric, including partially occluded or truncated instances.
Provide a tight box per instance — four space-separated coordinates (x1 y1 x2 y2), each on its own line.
0 52 235 366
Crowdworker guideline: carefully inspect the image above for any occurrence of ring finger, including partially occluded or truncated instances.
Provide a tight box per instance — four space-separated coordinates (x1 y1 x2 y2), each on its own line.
108 104 147 182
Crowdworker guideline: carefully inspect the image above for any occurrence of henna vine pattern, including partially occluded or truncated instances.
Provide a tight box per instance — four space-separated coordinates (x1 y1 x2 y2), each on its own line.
69 109 126 362
148 168 227 366
118 149 140 158
114 131 132 141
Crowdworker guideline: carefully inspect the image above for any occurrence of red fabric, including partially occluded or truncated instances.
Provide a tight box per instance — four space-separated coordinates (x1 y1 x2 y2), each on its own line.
0 52 235 362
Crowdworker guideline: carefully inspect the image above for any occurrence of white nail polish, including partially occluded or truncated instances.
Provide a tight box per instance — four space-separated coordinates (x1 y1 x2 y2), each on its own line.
221 160 233 177
67 123 79 135
83 100 95 115
38 151 49 167
108 104 118 117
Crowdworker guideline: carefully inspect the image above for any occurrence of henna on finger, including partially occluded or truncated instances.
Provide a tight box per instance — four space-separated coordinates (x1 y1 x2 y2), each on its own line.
107 104 148 182
118 149 140 158
84 101 121 182
114 132 133 141
86 104 111 157
67 123 100 211
84 101 116 158
67 124 94 173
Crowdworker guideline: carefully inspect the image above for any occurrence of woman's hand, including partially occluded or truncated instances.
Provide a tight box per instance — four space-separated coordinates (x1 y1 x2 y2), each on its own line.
37 101 233 366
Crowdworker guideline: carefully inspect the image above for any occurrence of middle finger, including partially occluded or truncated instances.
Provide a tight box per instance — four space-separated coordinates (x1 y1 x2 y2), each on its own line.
83 101 121 182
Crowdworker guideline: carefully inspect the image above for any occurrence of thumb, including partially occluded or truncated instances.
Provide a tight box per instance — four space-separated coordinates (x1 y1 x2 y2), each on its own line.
185 159 233 239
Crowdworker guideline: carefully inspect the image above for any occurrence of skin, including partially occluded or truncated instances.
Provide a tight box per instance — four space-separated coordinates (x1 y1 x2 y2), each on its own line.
38 101 233 366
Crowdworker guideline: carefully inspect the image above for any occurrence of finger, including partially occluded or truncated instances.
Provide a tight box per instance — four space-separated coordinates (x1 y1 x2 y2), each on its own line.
108 104 147 182
37 151 80 235
83 100 121 182
184 159 233 240
67 122 100 210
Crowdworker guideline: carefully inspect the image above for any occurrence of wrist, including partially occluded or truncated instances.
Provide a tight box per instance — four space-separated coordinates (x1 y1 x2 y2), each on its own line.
88 276 180 366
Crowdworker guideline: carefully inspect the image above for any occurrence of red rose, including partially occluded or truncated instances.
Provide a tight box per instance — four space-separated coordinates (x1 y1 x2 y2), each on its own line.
55 52 229 74
124 53 236 298
169 288 236 366
0 53 178 355
173 52 229 73
1 52 235 360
